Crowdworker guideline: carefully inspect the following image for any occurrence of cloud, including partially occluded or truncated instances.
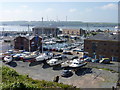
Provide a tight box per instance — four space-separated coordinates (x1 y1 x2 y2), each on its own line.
101 3 117 10
27 10 33 13
45 8 54 12
21 5 28 8
85 8 92 12
69 8 77 13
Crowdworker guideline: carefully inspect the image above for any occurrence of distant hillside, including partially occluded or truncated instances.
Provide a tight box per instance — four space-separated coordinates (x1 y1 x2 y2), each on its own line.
0 21 117 27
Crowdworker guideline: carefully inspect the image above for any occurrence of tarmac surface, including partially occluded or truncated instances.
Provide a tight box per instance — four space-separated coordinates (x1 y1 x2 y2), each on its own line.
2 60 119 88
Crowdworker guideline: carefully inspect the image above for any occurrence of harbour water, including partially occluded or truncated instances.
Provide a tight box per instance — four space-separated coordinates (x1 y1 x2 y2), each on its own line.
0 25 116 31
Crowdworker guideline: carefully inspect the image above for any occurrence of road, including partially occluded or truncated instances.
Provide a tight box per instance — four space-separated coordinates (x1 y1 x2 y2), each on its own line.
2 60 119 88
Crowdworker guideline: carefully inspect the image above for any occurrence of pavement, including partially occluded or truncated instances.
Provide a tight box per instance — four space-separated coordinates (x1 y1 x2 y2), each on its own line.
2 60 119 88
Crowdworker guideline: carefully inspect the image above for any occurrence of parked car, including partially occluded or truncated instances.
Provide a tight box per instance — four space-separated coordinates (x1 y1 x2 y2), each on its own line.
84 57 92 62
92 59 100 63
99 58 110 64
61 70 73 77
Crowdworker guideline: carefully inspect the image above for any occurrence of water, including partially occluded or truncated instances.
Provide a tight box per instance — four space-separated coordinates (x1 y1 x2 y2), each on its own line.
0 25 116 31
59 26 115 31
0 25 33 31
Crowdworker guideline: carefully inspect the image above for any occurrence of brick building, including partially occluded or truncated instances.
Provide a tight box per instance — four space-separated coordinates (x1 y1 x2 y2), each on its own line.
84 33 120 62
14 35 42 52
32 26 62 37
62 28 86 36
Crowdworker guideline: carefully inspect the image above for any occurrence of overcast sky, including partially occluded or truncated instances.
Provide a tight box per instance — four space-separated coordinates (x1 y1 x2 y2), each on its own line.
0 2 118 23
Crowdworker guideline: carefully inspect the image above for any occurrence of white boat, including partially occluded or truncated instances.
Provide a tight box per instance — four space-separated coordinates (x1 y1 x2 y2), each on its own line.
69 59 87 68
47 59 63 66
115 26 120 29
12 53 26 61
4 56 12 64
44 41 56 44
61 60 72 68
36 53 53 61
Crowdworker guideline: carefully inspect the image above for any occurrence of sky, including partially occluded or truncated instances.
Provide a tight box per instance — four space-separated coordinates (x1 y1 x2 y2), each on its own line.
0 2 118 23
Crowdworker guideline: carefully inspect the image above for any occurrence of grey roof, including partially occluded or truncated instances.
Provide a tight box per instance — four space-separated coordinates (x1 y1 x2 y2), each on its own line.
86 33 120 41
14 35 42 40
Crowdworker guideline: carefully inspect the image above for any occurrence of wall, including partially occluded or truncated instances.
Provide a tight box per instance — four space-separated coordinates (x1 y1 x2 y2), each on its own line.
84 39 120 62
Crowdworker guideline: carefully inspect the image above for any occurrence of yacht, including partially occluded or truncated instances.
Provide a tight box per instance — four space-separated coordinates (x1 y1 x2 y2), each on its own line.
47 58 63 66
69 59 87 68
36 53 53 61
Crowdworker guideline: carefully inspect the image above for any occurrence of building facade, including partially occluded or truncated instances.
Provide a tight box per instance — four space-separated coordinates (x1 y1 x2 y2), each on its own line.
32 27 62 37
62 28 86 36
84 33 120 62
14 36 42 52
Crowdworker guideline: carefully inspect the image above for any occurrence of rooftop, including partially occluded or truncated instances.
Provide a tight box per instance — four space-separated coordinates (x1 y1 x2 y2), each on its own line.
14 35 42 40
86 33 120 41
33 26 59 29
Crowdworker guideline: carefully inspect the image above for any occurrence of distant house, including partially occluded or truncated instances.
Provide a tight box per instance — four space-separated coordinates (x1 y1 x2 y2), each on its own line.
62 28 86 36
84 33 120 62
32 26 62 37
14 35 42 52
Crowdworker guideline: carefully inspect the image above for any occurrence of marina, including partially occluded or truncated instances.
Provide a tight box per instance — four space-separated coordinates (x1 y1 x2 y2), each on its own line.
0 1 119 89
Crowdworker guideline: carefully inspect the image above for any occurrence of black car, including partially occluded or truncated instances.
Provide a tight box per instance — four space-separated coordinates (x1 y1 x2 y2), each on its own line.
61 70 73 77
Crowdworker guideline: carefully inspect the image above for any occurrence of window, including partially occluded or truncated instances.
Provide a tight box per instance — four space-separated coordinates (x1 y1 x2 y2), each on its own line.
104 43 107 45
86 47 89 49
92 43 97 50
67 31 69 34
104 49 106 51
111 49 114 52
72 31 74 35
116 50 119 52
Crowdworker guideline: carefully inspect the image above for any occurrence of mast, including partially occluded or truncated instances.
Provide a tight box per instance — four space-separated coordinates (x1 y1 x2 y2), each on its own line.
42 17 43 53
66 16 67 22
2 27 4 36
28 24 30 52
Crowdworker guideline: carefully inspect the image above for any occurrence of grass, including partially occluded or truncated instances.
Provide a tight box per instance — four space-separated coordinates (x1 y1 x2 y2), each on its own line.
1 66 75 89
87 66 118 73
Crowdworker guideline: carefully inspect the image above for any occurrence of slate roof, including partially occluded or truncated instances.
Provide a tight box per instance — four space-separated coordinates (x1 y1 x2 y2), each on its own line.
14 35 42 40
86 33 120 41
